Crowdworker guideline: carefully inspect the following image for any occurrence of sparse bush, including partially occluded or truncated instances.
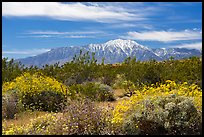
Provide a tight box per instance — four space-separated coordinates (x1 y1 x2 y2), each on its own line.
97 83 115 101
63 75 78 86
56 98 112 135
121 80 136 97
2 91 24 119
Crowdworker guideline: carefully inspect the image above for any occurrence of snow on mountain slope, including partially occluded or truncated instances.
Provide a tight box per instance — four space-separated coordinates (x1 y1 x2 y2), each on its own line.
87 39 152 56
14 39 202 67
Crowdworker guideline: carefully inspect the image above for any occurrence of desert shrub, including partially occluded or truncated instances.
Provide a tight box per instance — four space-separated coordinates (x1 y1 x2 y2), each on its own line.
2 91 24 119
123 95 202 135
63 75 78 86
68 82 115 101
54 98 112 135
121 80 136 97
163 97 202 135
23 91 66 112
2 98 120 135
97 83 115 101
112 80 202 135
112 74 127 89
2 57 24 84
68 82 97 100
2 72 70 112
112 74 138 97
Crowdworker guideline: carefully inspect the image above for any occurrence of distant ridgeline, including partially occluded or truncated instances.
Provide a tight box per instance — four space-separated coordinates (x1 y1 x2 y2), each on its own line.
14 39 201 68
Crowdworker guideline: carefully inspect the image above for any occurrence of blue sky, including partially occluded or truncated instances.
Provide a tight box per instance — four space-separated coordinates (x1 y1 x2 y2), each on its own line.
2 2 202 59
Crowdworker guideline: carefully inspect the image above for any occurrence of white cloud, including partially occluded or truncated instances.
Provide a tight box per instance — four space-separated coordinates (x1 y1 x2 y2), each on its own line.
64 35 95 38
27 31 67 35
170 42 202 51
26 30 105 35
121 30 202 42
2 2 147 23
3 48 51 55
108 23 154 29
21 30 109 39
26 35 53 38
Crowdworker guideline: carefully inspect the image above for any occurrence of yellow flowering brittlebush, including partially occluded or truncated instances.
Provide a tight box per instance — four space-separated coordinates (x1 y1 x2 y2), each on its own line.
3 72 69 96
112 80 202 125
2 72 70 111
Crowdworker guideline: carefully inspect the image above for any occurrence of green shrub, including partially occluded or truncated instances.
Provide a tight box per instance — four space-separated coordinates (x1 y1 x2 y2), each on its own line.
22 91 66 112
96 83 115 101
2 57 24 84
123 95 202 135
112 74 127 89
68 82 97 100
121 80 136 97
69 82 115 101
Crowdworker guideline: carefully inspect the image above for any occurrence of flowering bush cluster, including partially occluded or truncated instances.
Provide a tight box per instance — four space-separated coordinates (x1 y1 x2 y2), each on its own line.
112 80 202 135
2 112 60 135
2 98 121 135
2 78 202 135
2 72 70 112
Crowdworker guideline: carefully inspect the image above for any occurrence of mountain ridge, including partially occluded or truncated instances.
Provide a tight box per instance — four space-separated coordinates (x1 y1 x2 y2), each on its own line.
14 39 201 67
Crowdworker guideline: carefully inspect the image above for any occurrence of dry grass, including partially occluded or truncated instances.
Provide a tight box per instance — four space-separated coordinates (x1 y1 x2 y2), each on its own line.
2 110 49 129
113 88 126 98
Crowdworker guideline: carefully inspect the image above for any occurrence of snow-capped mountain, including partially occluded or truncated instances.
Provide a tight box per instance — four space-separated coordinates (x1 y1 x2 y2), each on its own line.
15 39 201 67
152 48 201 60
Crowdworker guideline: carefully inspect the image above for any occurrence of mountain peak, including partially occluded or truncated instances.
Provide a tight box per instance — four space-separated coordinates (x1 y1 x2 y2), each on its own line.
103 39 149 52
105 39 139 45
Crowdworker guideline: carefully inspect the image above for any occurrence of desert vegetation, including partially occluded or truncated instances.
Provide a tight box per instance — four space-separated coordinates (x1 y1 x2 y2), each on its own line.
2 51 202 135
